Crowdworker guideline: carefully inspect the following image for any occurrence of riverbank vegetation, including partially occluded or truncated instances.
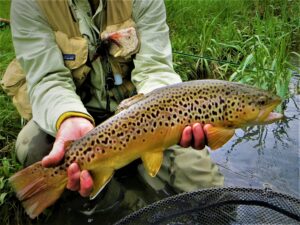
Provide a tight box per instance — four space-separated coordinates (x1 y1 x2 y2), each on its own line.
166 0 299 99
0 0 299 224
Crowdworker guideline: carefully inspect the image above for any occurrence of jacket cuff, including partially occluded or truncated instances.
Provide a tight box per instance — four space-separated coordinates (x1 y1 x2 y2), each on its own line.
56 111 95 130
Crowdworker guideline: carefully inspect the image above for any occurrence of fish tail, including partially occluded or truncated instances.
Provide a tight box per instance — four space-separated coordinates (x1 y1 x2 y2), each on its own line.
9 161 67 219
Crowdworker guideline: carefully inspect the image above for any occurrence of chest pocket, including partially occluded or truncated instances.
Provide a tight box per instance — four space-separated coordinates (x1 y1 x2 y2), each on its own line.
54 31 90 86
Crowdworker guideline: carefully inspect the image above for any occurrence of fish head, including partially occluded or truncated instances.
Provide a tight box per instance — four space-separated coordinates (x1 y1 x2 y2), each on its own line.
223 84 283 127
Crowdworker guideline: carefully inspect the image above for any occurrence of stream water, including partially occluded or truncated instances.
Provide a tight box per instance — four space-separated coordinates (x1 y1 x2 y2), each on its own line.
210 61 300 198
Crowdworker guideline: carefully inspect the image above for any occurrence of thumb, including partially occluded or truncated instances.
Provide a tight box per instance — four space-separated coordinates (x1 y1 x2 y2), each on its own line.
42 117 94 167
42 137 66 167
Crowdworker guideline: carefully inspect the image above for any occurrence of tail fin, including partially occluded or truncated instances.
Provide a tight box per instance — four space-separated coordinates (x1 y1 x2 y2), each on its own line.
9 162 67 219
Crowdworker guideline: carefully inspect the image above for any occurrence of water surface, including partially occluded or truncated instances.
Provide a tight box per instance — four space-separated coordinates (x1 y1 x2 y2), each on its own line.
210 66 300 198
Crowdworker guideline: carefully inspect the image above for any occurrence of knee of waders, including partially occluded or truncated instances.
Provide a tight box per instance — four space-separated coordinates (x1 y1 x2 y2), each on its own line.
15 120 54 166
141 147 224 193
168 146 224 192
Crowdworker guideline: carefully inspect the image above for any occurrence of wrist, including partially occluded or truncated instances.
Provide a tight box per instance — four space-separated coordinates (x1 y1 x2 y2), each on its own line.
56 112 95 131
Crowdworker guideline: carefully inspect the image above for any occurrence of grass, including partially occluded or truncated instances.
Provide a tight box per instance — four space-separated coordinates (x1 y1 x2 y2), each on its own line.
0 1 30 225
166 0 300 100
0 0 299 224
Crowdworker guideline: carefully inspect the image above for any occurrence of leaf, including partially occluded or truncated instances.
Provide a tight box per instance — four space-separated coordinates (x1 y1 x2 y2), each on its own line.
241 53 254 71
0 193 7 206
0 177 5 189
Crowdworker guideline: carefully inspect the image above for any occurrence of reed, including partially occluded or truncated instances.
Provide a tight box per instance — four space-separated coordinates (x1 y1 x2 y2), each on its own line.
165 0 300 99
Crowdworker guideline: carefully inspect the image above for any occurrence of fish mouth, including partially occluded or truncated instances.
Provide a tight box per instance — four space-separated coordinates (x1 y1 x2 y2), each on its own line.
254 98 284 124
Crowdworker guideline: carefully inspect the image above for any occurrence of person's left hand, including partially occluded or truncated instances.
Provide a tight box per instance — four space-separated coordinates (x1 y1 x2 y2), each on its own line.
179 123 212 150
42 117 94 197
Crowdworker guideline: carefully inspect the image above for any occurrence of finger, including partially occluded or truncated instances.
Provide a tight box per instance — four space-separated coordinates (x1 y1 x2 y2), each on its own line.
66 163 81 191
192 123 206 150
79 170 93 197
42 139 66 167
179 126 193 148
203 124 213 137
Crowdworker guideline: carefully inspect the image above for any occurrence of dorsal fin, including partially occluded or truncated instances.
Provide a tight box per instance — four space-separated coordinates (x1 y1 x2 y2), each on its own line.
115 93 145 114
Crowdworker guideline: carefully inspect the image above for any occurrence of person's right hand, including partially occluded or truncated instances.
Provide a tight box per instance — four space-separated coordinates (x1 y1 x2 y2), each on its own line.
42 117 95 197
179 123 212 150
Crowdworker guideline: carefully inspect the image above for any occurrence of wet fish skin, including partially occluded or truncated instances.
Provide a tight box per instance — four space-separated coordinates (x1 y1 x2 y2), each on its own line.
9 79 283 219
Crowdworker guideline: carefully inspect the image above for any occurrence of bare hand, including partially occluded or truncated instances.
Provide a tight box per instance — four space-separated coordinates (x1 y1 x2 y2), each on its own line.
179 123 212 150
42 117 94 197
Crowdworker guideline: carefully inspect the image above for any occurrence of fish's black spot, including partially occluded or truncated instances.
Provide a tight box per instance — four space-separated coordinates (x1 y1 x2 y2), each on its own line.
83 147 92 154
102 137 109 145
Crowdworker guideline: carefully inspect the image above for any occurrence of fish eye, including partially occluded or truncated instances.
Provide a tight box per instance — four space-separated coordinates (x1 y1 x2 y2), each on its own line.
258 96 267 105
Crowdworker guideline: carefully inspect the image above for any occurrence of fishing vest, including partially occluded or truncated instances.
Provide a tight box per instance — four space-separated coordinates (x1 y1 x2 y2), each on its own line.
1 0 139 120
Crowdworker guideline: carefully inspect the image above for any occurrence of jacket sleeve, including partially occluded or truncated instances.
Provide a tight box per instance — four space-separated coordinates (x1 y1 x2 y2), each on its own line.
131 0 182 94
10 0 93 136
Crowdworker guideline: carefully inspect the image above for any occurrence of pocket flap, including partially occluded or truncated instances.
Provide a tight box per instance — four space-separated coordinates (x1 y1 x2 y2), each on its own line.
54 31 88 70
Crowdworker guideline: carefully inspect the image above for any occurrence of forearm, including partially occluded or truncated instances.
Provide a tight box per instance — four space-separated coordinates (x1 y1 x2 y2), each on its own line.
132 0 182 94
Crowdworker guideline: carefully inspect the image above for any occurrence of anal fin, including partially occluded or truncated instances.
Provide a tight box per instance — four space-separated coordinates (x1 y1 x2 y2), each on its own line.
141 150 164 177
89 168 114 200
206 126 235 150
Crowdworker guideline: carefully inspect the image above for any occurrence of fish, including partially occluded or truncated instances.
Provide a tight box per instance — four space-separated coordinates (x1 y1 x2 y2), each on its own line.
9 79 283 219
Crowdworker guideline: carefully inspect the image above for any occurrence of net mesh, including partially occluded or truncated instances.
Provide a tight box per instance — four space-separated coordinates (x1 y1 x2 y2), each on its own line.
115 187 300 225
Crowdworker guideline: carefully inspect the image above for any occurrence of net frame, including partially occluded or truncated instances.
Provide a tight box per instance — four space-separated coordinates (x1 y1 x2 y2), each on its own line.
115 187 300 225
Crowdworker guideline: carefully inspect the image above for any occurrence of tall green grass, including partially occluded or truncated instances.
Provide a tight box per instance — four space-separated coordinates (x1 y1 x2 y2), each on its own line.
166 0 300 100
0 1 28 224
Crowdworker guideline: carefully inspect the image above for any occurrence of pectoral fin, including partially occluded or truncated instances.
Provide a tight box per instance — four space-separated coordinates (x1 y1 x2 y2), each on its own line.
206 126 235 150
141 151 164 177
89 168 114 200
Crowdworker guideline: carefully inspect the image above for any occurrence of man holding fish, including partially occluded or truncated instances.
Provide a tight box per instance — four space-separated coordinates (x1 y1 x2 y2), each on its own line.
3 0 224 217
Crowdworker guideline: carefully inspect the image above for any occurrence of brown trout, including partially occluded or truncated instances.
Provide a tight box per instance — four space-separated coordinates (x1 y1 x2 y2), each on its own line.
9 80 283 218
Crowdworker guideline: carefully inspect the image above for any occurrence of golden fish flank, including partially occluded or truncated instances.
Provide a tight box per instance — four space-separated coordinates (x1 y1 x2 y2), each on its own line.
9 79 283 219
